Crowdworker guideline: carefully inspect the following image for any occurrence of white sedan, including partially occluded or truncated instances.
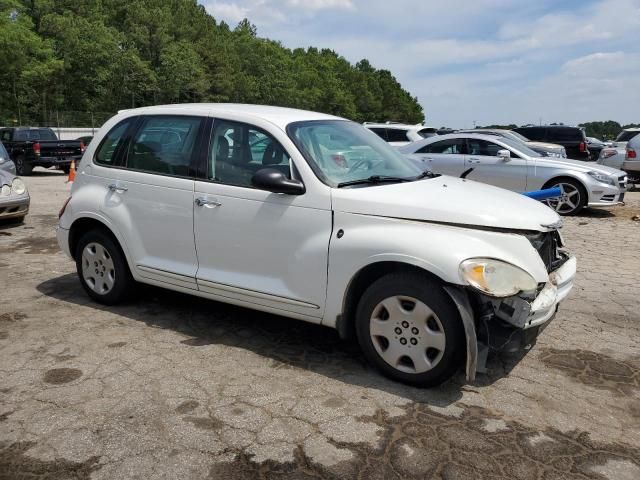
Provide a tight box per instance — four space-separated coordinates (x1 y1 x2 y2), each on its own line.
400 133 627 215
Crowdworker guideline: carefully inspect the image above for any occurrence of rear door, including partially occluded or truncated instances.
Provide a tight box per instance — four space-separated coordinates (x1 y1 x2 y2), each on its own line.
464 138 527 191
411 138 467 176
97 114 204 289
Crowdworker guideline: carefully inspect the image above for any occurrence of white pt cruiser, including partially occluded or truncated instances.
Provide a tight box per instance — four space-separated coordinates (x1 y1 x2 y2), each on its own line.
57 104 577 386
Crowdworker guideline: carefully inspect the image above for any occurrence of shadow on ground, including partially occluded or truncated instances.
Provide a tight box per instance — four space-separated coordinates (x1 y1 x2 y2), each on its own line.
30 273 538 405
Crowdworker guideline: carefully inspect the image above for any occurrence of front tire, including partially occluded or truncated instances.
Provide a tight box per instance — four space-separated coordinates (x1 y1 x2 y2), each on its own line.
544 178 587 215
75 229 133 305
355 272 465 387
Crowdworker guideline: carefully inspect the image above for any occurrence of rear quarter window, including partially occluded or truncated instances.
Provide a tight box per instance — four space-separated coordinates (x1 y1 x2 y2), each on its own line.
515 127 545 141
386 129 410 142
547 128 584 142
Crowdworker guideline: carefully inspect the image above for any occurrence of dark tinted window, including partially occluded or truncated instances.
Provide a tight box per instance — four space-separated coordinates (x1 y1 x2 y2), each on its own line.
14 129 57 141
418 139 465 154
386 129 410 142
0 130 10 142
418 128 437 138
209 119 291 188
547 127 584 142
616 130 640 142
515 127 545 141
95 120 134 166
126 116 201 176
368 128 387 140
467 139 503 156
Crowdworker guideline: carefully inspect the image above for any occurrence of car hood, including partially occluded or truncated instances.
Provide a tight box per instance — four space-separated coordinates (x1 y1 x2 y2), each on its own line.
527 141 564 151
331 176 561 232
532 157 623 175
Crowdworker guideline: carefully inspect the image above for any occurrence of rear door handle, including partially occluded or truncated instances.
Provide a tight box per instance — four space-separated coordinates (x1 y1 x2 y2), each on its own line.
195 197 222 208
107 183 128 193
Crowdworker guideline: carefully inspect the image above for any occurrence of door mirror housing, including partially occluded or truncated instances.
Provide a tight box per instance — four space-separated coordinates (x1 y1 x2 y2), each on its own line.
497 149 511 161
251 168 306 195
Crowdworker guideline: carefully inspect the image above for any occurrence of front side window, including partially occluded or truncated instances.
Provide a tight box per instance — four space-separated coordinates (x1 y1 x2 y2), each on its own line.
126 116 201 176
418 139 465 154
368 128 387 141
467 139 503 156
287 120 420 187
209 120 291 188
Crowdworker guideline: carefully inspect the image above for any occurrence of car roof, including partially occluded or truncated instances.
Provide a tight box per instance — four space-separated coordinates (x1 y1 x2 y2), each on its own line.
363 123 432 131
623 127 640 132
117 103 343 129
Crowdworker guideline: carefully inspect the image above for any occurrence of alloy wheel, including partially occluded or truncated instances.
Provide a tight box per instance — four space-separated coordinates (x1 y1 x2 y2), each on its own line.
369 295 446 374
546 183 581 214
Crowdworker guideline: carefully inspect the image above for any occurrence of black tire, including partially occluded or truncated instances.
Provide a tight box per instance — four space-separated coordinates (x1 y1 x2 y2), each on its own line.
15 156 33 176
75 229 133 305
61 165 71 174
543 178 587 216
355 272 465 387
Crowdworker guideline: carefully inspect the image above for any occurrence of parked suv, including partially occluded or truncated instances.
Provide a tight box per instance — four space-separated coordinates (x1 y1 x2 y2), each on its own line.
364 122 437 146
57 104 576 387
513 125 590 161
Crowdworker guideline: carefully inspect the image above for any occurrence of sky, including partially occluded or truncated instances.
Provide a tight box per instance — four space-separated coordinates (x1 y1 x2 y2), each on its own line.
199 0 640 128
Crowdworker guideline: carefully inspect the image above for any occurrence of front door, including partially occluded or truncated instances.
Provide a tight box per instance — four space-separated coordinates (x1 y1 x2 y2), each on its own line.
464 138 528 191
97 115 204 289
193 119 332 319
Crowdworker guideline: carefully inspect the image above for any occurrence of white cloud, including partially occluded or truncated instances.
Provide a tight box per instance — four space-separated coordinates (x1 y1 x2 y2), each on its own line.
199 0 640 126
205 1 249 23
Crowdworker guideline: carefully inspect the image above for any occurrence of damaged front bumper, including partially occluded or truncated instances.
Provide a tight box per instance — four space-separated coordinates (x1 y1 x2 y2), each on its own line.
446 255 577 381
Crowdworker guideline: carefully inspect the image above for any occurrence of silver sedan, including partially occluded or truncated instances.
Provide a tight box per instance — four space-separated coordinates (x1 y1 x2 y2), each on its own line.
400 133 627 215
0 142 16 175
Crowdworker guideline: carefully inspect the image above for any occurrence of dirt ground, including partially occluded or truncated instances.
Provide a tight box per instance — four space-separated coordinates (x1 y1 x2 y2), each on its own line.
1 170 639 479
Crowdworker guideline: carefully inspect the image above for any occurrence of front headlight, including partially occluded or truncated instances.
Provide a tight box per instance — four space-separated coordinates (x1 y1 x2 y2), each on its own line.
1 184 10 196
11 177 27 195
459 258 538 298
587 171 615 186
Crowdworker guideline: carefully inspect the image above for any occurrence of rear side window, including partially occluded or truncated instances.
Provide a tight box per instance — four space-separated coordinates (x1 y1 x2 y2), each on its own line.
0 130 10 142
386 129 410 142
126 116 202 177
616 130 640 142
418 139 465 154
95 119 134 166
547 128 584 142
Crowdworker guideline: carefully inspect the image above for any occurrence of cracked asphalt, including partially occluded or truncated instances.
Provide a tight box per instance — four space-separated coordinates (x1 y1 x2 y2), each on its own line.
1 170 639 479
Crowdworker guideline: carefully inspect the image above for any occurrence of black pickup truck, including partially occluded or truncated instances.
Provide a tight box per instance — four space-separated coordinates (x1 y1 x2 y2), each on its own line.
0 127 85 175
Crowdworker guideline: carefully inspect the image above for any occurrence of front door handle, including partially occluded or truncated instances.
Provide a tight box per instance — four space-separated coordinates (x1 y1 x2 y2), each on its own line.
107 183 128 193
195 197 222 208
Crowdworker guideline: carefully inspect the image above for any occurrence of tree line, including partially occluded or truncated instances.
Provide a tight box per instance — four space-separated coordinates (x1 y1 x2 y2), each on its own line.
0 0 425 127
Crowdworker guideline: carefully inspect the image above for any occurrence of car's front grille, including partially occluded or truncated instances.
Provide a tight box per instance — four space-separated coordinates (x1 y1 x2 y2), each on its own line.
525 230 564 273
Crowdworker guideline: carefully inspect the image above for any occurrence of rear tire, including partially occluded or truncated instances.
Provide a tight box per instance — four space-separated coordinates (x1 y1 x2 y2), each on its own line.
15 156 32 176
75 229 133 305
61 165 71 174
355 272 465 387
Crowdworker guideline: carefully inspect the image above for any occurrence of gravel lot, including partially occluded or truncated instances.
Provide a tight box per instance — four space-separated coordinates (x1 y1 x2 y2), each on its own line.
1 170 639 479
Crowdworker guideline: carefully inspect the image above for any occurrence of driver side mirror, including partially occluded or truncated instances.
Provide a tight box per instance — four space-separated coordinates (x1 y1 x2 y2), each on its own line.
251 168 306 195
497 149 511 161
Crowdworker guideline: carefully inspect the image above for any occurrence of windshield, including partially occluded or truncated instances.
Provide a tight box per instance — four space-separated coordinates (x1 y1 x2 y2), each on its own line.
497 137 543 157
505 130 530 142
287 120 421 187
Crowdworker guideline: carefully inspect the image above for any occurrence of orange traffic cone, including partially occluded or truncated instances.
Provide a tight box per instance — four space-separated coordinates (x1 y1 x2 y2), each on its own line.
67 160 76 185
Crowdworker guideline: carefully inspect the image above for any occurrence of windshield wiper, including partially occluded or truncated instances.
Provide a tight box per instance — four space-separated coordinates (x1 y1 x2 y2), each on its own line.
337 175 412 188
415 170 440 180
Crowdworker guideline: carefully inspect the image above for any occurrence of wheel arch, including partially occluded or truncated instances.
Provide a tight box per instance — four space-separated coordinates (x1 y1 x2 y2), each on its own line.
337 261 448 341
68 217 132 271
542 175 588 195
